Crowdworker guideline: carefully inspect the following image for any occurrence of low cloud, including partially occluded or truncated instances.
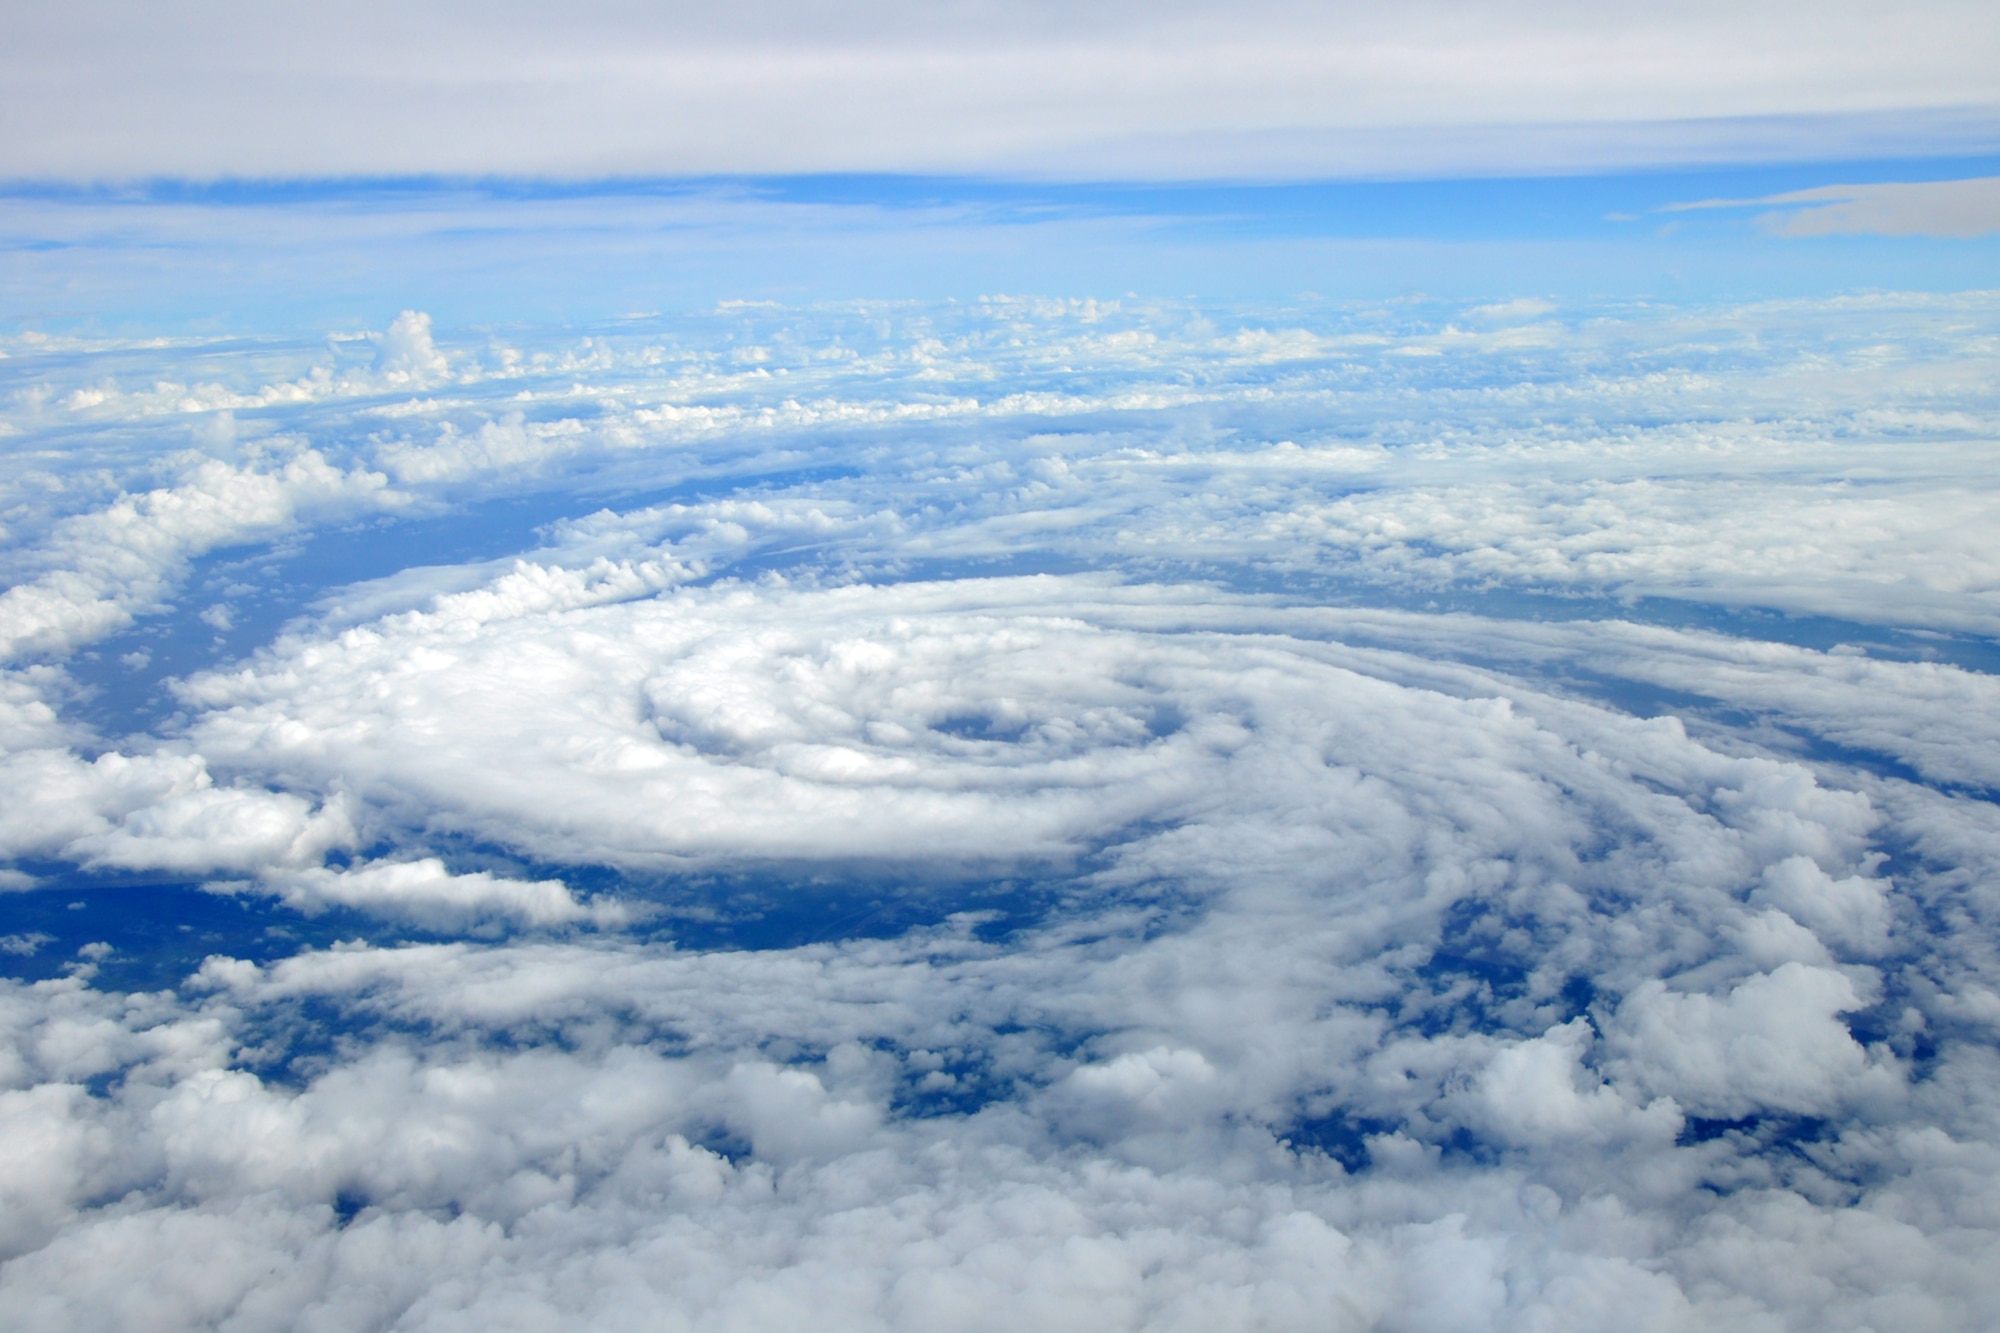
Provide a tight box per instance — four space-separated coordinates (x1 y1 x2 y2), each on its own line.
4 293 2000 1326
247 858 635 932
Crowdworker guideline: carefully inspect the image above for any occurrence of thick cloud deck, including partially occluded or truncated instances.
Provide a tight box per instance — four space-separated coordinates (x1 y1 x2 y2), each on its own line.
3 296 2000 1329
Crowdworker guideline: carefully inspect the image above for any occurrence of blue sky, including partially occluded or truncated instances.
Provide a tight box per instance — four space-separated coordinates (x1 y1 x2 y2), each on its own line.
4 0 1999 328
6 154 2000 331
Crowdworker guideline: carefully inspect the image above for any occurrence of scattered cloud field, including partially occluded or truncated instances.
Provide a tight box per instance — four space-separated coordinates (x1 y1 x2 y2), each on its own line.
3 291 2000 1329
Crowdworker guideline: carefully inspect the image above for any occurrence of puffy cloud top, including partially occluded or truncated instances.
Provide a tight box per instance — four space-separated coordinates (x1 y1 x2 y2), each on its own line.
4 295 2000 1327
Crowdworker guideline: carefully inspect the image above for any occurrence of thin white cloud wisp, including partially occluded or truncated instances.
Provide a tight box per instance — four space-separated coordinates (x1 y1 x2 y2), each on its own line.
1668 175 2000 237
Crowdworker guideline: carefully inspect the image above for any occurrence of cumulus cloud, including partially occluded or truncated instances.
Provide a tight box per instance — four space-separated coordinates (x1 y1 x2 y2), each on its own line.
0 748 347 871
5 294 2000 1327
1606 963 1884 1119
1473 1018 1676 1147
246 858 634 932
373 311 451 387
0 449 393 664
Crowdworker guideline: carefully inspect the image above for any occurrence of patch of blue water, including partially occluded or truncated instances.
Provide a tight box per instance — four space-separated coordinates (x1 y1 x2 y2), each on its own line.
0 848 1081 997
0 876 442 994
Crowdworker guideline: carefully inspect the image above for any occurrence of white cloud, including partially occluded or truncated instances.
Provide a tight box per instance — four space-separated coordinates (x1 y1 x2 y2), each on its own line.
1462 297 1557 321
6 293 2000 1327
163 576 1697 871
374 311 451 387
1606 963 1884 1119
248 858 634 932
0 747 353 873
0 861 1988 1330
1475 1019 1678 1147
1669 175 2000 238
4 2 1999 177
0 449 394 664
1221 606 2000 795
1751 856 1894 959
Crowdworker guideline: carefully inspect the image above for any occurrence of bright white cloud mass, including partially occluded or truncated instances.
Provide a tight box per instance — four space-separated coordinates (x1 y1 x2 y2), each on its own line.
1 290 1999 1329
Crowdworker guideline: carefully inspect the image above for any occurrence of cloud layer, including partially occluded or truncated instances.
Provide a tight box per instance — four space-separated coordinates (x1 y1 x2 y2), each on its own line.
4 294 2000 1326
1670 176 2000 238
4 1 1998 176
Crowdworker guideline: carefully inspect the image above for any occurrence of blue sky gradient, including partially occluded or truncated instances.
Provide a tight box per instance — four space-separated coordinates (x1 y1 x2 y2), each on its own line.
6 155 1999 331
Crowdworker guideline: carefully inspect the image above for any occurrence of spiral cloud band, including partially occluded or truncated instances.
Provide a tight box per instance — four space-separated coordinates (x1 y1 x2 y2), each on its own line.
2 293 1999 1329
